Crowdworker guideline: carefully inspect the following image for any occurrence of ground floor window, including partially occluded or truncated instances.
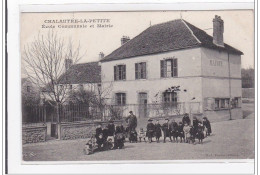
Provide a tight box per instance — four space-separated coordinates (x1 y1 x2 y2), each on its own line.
232 97 241 108
215 98 242 109
215 98 229 110
115 93 126 105
162 91 178 103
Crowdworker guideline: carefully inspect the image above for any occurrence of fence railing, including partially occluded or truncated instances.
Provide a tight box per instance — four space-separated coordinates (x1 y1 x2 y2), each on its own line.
22 102 202 125
102 102 202 119
22 105 46 127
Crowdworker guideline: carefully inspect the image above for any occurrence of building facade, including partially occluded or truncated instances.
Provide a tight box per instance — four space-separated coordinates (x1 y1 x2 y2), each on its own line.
100 16 243 122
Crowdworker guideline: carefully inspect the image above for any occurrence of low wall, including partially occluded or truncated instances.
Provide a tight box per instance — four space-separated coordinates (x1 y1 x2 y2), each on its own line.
204 108 242 123
60 120 123 140
22 125 47 144
242 88 255 98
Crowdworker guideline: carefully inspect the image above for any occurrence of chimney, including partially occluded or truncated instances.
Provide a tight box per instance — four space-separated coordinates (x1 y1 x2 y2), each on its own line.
213 15 224 47
99 52 105 59
121 36 130 45
65 59 73 71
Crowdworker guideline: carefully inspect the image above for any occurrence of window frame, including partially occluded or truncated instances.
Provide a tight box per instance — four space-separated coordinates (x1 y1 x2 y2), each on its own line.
115 93 126 105
162 91 178 103
214 98 231 110
135 62 147 80
26 86 31 93
160 58 178 78
114 64 126 81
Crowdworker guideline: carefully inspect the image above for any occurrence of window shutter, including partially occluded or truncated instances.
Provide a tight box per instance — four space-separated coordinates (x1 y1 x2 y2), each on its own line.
143 62 146 79
171 59 174 77
160 60 165 77
123 65 126 80
114 66 117 81
135 63 138 79
164 60 167 77
138 63 141 79
203 98 208 110
173 59 178 77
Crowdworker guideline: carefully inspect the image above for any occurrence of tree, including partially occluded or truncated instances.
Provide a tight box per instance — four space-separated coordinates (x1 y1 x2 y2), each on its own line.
241 68 254 88
22 31 85 139
68 83 114 121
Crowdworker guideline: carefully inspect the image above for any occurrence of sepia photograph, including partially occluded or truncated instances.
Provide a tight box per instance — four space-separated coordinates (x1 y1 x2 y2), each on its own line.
20 10 254 162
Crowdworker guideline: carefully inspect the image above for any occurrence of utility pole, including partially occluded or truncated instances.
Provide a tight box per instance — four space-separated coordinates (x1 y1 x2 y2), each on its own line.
228 52 232 120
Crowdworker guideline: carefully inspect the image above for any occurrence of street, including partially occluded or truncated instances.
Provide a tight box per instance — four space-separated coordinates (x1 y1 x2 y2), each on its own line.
23 107 254 161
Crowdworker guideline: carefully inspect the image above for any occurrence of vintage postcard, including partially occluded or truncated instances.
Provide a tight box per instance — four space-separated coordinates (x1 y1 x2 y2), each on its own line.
20 10 254 162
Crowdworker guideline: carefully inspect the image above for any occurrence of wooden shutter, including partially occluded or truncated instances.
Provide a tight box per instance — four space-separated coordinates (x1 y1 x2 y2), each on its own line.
143 62 146 79
173 59 178 77
135 63 138 79
160 60 165 78
170 59 174 77
122 65 126 80
203 98 208 110
114 66 117 81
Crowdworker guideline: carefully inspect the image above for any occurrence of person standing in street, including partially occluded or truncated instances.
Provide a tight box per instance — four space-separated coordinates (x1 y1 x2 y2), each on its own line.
125 111 137 132
154 119 162 143
162 118 172 143
146 119 155 143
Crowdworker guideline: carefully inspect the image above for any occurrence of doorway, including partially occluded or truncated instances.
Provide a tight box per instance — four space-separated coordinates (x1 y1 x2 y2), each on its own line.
138 92 148 118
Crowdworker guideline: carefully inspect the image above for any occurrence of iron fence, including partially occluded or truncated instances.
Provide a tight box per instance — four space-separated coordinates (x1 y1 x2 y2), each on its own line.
22 104 46 127
103 102 202 119
22 102 202 125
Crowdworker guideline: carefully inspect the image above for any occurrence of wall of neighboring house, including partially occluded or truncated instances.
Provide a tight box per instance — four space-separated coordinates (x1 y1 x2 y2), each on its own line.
22 79 39 99
201 47 242 121
101 48 203 113
41 83 99 104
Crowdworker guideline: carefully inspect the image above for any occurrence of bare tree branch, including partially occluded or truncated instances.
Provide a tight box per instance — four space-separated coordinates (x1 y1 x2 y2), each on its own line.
22 30 85 105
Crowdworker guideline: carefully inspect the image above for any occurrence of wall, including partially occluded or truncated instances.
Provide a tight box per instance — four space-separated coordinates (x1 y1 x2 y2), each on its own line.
242 88 255 98
204 108 242 123
201 47 242 119
102 48 201 82
41 83 99 103
22 126 47 144
60 120 123 140
201 47 241 78
101 48 203 109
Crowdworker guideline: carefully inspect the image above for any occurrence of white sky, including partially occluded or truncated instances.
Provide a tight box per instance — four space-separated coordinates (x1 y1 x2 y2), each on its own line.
21 10 254 73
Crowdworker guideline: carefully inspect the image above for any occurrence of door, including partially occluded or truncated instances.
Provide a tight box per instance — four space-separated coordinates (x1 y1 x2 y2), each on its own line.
138 93 148 118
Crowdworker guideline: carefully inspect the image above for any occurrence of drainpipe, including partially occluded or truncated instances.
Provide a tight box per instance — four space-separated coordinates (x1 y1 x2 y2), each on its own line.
228 52 232 120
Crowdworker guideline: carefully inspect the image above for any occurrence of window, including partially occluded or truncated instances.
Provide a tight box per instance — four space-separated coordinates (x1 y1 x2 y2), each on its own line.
215 99 220 109
163 91 178 103
26 86 31 92
135 62 146 79
220 99 225 108
160 58 178 78
114 65 126 81
232 97 241 108
115 93 126 105
215 98 230 110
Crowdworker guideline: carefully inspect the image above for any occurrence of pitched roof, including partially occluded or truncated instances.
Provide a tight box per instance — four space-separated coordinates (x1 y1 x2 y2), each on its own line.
59 61 101 84
101 19 243 62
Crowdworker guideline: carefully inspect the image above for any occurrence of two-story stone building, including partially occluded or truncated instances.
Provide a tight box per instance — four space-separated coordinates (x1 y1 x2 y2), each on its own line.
100 16 243 122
